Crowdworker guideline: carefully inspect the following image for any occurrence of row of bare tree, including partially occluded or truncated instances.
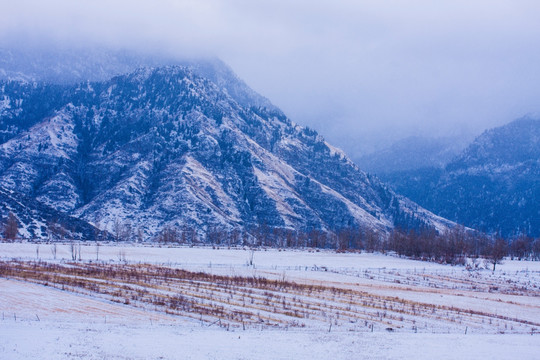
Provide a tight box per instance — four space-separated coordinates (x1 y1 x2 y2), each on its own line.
2 211 540 268
152 224 540 267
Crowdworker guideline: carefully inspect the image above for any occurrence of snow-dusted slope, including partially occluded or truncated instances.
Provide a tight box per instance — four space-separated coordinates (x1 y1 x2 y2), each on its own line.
0 46 275 112
384 117 540 237
0 186 106 240
0 62 455 240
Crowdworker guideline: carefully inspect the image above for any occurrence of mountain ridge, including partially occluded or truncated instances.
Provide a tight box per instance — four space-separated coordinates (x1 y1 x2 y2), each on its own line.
382 117 540 237
0 52 455 241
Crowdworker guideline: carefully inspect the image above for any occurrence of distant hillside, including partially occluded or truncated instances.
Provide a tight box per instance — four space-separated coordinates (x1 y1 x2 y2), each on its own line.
383 118 540 237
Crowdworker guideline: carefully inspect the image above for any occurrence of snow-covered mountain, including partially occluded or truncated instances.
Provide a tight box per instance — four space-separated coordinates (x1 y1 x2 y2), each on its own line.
0 50 455 241
0 46 275 110
384 118 540 237
0 185 107 240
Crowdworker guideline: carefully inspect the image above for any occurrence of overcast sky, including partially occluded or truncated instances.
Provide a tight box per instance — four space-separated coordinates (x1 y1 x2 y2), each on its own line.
2 0 540 154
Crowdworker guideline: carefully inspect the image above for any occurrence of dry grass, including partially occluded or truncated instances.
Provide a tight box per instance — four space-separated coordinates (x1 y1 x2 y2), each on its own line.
1 260 538 333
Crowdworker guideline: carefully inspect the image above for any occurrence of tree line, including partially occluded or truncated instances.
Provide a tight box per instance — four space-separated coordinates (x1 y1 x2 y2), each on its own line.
2 212 540 267
154 224 540 267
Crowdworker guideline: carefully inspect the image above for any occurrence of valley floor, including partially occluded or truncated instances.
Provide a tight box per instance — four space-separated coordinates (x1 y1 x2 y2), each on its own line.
0 242 539 359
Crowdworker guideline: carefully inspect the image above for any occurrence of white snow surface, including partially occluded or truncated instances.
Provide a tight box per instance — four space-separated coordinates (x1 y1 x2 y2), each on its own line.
1 314 537 360
0 243 539 359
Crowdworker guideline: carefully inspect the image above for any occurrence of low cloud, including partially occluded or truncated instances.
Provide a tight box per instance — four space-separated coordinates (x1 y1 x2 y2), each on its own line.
2 0 540 154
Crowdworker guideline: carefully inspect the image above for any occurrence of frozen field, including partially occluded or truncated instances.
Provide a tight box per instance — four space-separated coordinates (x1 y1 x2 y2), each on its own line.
1 242 539 359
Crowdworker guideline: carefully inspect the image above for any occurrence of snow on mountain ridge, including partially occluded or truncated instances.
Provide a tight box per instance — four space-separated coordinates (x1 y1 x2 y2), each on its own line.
0 60 455 239
381 117 540 237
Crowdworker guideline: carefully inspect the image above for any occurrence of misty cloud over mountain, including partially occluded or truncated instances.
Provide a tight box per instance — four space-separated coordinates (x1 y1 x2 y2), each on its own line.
2 1 540 156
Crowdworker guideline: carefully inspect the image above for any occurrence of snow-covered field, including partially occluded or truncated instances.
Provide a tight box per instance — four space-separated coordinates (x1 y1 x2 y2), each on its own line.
1 242 539 359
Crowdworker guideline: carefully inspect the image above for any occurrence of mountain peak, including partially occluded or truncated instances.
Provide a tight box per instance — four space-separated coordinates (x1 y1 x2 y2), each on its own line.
449 117 540 170
382 117 540 237
0 50 455 240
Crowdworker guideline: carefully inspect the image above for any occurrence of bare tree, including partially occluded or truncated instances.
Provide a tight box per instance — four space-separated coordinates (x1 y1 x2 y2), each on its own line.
49 219 67 241
136 228 144 243
111 220 133 242
336 229 349 252
3 212 19 241
93 219 103 242
117 250 126 262
364 229 380 253
158 226 179 243
70 241 77 261
229 229 240 247
112 219 123 242
122 221 133 242
510 234 530 260
57 223 67 241
51 243 57 260
487 238 507 271
248 249 255 266
533 238 540 260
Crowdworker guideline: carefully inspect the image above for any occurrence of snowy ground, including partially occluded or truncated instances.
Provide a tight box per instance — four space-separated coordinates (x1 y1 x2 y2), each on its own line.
1 242 539 359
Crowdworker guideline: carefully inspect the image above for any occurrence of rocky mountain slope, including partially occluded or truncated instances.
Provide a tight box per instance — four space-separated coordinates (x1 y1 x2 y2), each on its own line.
0 186 106 240
384 118 540 237
0 53 454 240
